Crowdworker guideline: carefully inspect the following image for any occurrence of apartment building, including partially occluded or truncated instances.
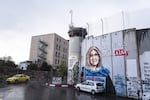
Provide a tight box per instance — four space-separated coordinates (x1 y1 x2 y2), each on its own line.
29 33 69 66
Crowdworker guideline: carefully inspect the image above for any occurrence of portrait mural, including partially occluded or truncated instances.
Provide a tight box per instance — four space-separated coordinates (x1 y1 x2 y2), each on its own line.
82 46 115 94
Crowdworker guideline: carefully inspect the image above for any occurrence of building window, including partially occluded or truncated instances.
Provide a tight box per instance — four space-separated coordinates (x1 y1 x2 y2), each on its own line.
64 55 66 59
59 45 61 50
55 59 57 64
58 52 60 57
55 52 57 57
56 44 58 50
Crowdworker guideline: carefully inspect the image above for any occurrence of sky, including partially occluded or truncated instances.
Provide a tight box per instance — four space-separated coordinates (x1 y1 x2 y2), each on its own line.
0 0 150 64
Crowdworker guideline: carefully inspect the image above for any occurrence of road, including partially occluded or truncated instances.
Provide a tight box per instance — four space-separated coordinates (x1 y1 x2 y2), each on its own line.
0 82 134 100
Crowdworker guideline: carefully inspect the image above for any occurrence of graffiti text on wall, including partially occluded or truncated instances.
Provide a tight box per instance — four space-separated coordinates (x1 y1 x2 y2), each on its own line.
115 49 128 56
67 56 78 84
127 77 141 99
114 74 126 96
143 60 150 92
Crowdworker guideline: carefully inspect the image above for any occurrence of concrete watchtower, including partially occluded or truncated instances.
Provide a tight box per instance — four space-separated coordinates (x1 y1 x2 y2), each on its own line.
67 27 87 84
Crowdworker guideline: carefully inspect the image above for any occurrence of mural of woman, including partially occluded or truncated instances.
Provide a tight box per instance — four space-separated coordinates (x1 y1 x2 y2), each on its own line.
86 46 102 72
85 46 109 75
83 46 115 94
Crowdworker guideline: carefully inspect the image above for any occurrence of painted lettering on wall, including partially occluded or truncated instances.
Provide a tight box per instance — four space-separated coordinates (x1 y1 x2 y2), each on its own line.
139 51 150 93
142 60 150 92
115 49 128 56
114 74 126 96
67 56 78 84
127 77 141 99
52 77 62 84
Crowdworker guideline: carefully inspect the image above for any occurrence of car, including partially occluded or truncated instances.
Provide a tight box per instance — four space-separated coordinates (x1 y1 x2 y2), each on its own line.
142 92 150 100
75 80 104 95
6 74 30 84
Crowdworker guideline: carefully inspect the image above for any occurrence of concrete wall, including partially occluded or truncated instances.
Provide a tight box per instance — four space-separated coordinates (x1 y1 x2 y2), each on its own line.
80 28 144 99
67 36 82 84
137 29 150 95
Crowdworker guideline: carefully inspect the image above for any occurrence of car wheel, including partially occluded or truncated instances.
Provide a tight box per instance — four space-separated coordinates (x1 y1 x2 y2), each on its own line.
77 87 80 91
6 81 9 84
25 79 29 83
15 80 18 84
91 90 95 95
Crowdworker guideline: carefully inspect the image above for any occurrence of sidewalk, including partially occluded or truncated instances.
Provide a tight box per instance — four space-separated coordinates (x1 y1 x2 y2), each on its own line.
45 83 75 88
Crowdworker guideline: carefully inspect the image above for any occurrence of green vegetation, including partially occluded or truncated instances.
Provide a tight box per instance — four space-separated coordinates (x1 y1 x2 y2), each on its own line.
0 56 68 84
0 56 67 77
55 61 67 78
39 61 52 71
0 56 17 74
27 63 38 70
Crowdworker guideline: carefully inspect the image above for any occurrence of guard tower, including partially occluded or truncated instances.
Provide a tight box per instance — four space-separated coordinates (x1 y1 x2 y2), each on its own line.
67 27 87 84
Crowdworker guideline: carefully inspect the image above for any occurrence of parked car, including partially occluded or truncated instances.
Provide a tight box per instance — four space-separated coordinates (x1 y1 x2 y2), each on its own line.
142 92 150 100
6 74 30 84
75 80 104 95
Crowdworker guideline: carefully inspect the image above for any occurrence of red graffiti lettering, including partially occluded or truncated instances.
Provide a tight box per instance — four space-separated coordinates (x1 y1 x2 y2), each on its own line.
115 49 128 56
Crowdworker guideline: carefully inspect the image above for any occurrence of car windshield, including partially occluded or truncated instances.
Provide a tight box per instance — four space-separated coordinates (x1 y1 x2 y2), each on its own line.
81 81 87 85
13 74 22 77
96 83 103 86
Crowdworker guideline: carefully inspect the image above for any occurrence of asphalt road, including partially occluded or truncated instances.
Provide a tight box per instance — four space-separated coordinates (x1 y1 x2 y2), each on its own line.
0 83 134 100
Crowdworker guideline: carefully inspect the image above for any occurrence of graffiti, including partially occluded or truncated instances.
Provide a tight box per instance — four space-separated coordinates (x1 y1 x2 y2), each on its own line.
85 76 105 82
141 51 150 92
114 74 126 96
83 46 113 90
80 29 150 98
68 56 78 68
67 69 73 84
52 77 62 84
67 56 78 84
83 65 109 87
143 67 150 92
114 49 128 56
127 77 141 99
72 62 79 84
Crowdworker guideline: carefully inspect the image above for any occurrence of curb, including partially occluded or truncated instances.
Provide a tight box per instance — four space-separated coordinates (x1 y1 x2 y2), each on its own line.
45 83 75 88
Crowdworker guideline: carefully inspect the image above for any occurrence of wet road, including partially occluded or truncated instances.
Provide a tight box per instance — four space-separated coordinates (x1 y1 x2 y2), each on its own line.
0 83 134 100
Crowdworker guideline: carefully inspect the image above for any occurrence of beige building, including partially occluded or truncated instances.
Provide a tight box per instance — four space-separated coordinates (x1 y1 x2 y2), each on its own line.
29 33 69 66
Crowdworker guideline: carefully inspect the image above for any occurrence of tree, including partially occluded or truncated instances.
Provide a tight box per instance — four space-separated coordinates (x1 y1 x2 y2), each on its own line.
5 60 16 68
0 56 17 74
56 61 67 78
0 56 16 67
39 61 52 71
27 63 38 70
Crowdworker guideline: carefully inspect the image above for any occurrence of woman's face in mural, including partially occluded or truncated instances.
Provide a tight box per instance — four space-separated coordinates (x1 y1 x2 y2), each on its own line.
89 49 100 67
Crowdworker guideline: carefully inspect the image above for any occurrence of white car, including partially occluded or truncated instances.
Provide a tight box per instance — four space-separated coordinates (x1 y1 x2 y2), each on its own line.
75 80 104 95
142 92 150 100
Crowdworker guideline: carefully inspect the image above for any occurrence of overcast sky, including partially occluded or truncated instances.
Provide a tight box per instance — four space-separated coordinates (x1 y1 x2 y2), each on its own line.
0 0 150 64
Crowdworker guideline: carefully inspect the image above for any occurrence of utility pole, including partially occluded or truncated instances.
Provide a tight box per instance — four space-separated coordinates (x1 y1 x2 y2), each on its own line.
86 23 89 36
69 10 74 29
122 11 125 30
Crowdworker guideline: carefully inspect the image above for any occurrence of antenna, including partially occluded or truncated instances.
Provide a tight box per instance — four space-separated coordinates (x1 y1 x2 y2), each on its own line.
86 23 89 36
101 18 104 35
122 11 125 30
69 10 74 29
